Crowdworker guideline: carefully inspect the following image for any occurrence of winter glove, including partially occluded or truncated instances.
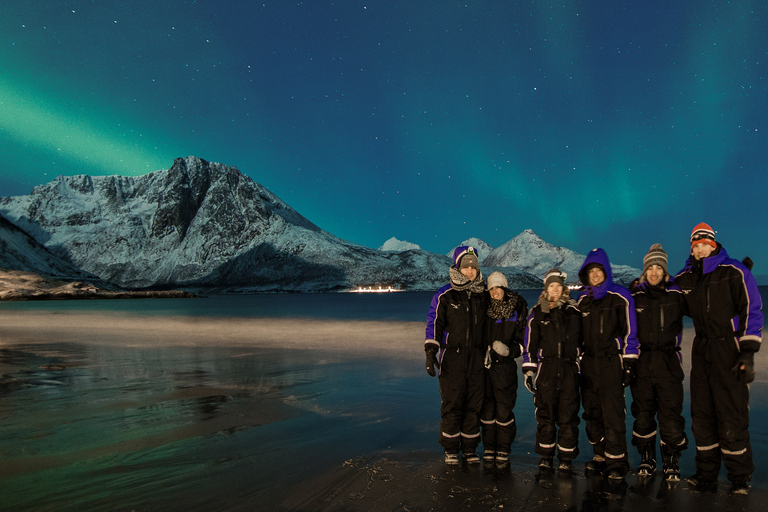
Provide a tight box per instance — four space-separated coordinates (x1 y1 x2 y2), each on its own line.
484 346 492 369
492 340 510 357
524 370 536 394
622 359 637 387
732 351 755 384
425 347 440 377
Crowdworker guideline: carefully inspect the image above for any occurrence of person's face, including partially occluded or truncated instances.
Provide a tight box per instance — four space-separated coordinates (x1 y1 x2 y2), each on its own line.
547 282 563 301
692 242 715 261
489 287 504 300
460 266 478 281
646 264 665 286
588 266 605 286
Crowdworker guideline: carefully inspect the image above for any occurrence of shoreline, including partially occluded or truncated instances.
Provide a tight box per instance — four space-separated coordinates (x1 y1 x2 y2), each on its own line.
0 268 198 301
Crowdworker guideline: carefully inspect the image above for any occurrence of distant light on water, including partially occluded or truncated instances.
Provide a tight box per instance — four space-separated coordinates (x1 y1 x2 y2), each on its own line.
350 285 403 293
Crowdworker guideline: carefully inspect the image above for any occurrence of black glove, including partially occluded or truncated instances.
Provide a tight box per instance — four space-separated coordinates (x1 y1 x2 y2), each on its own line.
425 348 440 377
524 370 536 393
622 359 637 387
732 351 755 384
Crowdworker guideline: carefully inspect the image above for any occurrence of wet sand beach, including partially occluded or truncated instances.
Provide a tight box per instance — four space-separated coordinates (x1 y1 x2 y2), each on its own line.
2 300 768 511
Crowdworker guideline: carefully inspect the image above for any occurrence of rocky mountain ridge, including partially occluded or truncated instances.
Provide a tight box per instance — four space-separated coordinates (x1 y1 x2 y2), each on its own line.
1 156 640 292
0 157 462 292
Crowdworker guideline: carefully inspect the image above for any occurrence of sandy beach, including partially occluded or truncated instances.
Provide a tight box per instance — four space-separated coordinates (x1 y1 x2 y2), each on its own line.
2 305 768 511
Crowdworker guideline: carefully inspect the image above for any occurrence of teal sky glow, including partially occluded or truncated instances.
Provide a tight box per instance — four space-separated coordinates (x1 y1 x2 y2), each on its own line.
1 1 766 271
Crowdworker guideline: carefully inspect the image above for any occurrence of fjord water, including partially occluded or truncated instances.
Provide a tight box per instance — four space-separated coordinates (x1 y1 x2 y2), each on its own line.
1 288 767 511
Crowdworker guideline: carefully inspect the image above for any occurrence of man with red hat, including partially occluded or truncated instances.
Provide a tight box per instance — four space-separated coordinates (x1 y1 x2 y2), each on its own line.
675 223 764 495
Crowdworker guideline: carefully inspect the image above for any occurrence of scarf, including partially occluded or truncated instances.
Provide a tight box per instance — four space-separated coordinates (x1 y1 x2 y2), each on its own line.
449 266 485 294
487 292 518 320
535 289 574 313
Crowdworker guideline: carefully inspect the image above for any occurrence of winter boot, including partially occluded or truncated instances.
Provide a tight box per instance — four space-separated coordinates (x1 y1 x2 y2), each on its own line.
483 450 496 463
729 480 749 495
661 444 680 482
637 445 656 477
463 451 480 464
607 469 625 483
539 456 553 470
685 472 717 491
444 451 459 465
585 454 606 475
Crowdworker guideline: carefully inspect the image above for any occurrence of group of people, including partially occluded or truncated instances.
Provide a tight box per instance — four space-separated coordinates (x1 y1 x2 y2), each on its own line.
424 223 763 495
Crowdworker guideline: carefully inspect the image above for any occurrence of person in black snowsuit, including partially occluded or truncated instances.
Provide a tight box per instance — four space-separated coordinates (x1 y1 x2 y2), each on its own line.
675 223 763 495
628 244 688 481
425 246 487 465
480 271 528 466
576 248 639 482
522 268 582 472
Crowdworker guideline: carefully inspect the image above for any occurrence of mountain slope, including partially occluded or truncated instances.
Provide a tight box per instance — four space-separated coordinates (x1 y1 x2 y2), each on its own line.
0 213 97 280
0 157 463 291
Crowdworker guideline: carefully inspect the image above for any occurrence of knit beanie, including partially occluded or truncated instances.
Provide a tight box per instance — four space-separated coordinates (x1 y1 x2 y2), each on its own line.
543 268 567 289
454 246 479 269
690 222 716 251
487 271 508 290
643 243 668 274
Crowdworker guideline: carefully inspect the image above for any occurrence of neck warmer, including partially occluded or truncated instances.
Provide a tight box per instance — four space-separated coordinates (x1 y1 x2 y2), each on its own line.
449 266 485 294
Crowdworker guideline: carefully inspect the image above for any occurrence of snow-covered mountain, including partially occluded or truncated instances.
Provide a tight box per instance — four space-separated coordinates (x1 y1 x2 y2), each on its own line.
0 156 472 292
0 213 98 281
447 238 494 263
379 237 421 252
483 229 641 286
0 157 641 292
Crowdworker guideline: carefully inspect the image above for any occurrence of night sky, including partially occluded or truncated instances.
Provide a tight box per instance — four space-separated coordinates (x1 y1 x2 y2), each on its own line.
1 1 766 274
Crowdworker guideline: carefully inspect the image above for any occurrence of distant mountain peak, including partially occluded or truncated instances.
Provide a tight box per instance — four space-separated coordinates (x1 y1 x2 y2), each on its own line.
483 230 641 286
447 238 494 263
379 237 421 252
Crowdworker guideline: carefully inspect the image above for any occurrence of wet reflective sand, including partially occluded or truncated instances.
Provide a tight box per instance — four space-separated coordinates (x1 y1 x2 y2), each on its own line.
2 308 768 511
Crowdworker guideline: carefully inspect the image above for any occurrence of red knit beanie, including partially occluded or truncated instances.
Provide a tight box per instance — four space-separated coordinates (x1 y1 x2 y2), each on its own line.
690 222 716 251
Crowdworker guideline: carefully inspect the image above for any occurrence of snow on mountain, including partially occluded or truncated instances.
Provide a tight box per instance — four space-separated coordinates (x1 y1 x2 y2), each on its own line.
2 157 639 292
0 157 460 292
483 229 641 286
0 213 98 281
446 238 494 263
379 237 421 252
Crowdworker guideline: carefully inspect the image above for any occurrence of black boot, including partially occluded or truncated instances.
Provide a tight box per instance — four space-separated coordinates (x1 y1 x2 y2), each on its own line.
637 445 656 477
661 444 680 482
585 454 606 475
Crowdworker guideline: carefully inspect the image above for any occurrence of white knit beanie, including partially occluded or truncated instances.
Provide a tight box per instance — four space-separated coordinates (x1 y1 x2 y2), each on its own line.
487 271 508 290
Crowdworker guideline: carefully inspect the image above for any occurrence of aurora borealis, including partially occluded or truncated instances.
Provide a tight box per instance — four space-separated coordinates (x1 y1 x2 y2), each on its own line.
1 1 766 271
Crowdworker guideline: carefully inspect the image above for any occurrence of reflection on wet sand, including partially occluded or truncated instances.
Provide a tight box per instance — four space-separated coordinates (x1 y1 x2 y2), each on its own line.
0 312 428 511
1 311 768 511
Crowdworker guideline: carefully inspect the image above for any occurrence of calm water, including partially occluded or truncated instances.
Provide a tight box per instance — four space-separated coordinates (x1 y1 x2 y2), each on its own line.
0 290 442 321
2 286 765 322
